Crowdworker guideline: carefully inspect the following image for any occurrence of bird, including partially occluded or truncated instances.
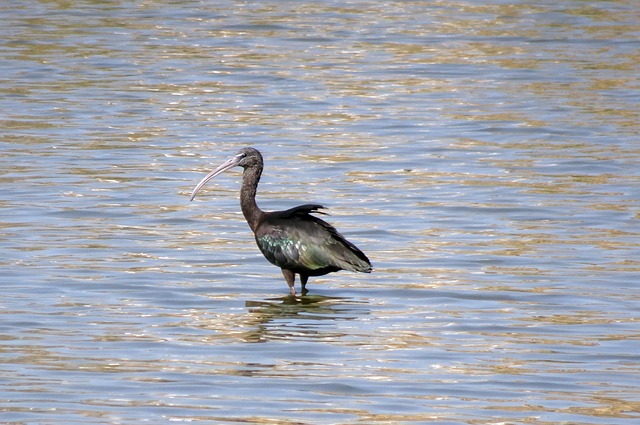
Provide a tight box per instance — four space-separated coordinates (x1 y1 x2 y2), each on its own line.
189 147 372 296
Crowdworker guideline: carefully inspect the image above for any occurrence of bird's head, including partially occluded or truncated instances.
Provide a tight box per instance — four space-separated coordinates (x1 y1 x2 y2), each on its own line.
190 147 263 201
234 147 263 169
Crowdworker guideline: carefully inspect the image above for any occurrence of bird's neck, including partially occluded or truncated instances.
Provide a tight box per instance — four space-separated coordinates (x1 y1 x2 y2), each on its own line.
240 165 264 232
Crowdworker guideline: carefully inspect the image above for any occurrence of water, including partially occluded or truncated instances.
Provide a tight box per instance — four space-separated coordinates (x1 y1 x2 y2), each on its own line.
1 0 639 423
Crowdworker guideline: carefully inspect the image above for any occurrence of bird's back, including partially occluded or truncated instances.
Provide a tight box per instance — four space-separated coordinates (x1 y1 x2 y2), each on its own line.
254 204 372 276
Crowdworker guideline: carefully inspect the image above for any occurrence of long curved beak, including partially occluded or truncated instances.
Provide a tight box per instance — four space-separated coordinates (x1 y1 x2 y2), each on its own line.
189 154 243 201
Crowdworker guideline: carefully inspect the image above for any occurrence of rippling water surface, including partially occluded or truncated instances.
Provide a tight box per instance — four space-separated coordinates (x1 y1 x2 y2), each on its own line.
1 1 639 424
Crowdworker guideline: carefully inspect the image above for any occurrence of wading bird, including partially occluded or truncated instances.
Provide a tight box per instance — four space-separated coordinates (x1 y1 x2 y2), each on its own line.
190 147 372 296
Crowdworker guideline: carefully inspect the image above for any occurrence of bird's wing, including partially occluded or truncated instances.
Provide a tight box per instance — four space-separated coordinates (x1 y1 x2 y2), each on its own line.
256 228 306 270
255 211 371 273
307 217 372 272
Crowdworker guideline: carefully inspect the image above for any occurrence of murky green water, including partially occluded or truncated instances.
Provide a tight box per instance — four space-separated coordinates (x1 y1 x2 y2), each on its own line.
1 1 639 424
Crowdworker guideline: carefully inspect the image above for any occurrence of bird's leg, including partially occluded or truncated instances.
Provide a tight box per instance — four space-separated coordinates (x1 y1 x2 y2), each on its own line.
300 274 309 296
281 269 296 296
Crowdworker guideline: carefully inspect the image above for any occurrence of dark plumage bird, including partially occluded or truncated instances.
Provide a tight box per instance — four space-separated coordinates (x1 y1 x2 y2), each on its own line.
190 147 372 296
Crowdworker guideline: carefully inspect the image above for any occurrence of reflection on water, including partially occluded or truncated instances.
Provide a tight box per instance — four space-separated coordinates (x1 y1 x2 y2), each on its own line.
1 0 639 423
243 295 368 342
186 295 369 344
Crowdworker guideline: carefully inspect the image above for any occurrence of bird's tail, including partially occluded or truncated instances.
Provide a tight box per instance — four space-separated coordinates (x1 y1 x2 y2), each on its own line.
335 240 372 273
345 255 372 273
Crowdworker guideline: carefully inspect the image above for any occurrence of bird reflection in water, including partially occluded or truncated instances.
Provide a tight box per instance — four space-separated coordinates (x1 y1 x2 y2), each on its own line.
241 294 369 343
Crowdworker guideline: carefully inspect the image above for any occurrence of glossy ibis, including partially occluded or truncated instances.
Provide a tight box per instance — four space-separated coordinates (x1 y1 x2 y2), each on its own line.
189 147 372 296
